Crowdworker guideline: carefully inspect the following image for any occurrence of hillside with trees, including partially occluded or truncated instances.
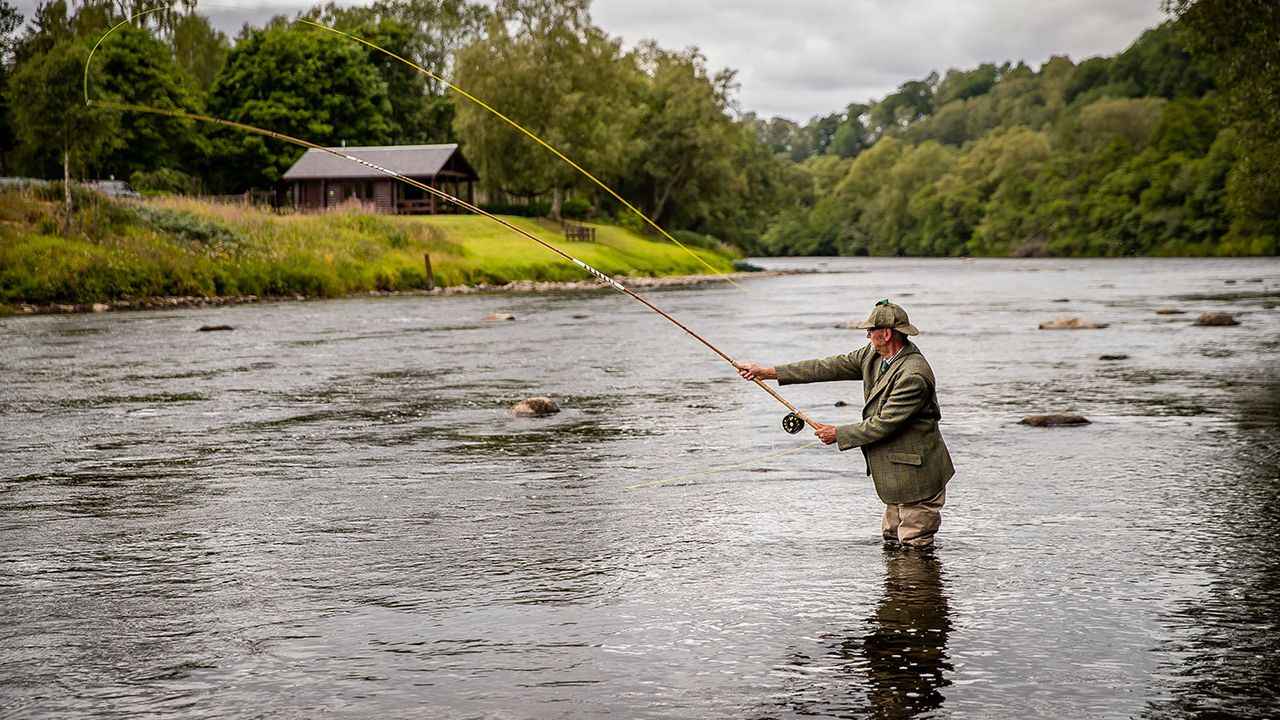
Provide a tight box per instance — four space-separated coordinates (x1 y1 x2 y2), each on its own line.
0 0 1275 259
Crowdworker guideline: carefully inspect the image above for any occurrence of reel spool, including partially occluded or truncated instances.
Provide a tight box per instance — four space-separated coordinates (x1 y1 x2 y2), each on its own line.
782 412 805 434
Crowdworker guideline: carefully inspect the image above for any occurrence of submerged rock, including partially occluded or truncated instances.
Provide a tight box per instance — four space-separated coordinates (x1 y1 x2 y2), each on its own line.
1193 312 1239 326
484 312 516 321
1039 317 1108 330
1099 354 1129 361
1155 307 1187 315
198 324 234 332
510 396 560 417
1020 414 1091 427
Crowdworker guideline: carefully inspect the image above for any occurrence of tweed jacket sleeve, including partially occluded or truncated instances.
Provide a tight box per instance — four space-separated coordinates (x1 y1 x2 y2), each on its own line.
834 370 932 450
775 345 870 385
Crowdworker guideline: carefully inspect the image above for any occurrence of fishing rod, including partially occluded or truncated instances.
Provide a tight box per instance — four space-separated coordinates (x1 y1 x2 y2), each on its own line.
83 17 818 435
87 98 817 434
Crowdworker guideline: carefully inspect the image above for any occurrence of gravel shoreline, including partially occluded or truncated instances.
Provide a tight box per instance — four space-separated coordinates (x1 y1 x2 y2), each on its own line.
4 270 800 316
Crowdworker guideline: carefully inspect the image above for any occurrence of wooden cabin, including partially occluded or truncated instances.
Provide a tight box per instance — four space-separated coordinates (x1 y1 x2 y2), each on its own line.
283 144 479 214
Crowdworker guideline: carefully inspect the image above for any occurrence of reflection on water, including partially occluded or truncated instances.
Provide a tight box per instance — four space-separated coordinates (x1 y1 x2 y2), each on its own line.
777 551 951 719
2 257 1279 718
864 552 951 718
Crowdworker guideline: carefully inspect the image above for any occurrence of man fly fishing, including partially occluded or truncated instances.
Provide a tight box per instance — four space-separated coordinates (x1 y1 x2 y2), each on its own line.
735 300 954 551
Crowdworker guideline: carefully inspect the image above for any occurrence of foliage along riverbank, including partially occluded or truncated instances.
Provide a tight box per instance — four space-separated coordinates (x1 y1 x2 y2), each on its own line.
0 187 740 314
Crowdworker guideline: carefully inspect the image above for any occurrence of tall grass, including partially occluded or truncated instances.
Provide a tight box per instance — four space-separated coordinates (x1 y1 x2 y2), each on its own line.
0 189 738 308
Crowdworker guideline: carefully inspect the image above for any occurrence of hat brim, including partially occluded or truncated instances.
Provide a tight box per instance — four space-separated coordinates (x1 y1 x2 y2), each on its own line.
856 320 920 336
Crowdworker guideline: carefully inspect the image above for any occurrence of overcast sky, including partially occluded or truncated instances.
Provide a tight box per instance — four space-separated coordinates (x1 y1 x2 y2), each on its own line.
15 0 1170 122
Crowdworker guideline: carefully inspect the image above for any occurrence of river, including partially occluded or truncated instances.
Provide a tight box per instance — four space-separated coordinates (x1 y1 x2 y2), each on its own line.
2 257 1278 719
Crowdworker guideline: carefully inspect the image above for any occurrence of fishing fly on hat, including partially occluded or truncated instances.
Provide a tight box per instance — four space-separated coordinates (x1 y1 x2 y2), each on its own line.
855 299 920 336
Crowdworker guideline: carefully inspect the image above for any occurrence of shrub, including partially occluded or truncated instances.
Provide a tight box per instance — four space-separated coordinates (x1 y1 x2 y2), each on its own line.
561 198 591 220
135 205 243 253
477 201 551 217
670 229 740 257
131 168 198 195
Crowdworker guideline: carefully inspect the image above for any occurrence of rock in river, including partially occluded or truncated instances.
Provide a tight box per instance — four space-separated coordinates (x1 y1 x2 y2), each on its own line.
510 396 560 417
1039 317 1108 330
1193 312 1239 326
484 312 516 321
1020 414 1091 427
198 324 234 332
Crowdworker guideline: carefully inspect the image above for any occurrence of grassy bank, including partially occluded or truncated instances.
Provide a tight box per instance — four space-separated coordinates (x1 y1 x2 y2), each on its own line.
0 188 739 311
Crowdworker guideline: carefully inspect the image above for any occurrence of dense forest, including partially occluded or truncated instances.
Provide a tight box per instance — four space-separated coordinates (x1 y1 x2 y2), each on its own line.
0 0 1275 257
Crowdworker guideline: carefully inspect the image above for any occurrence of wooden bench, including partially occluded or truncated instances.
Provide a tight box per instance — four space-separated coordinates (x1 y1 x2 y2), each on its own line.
564 223 596 242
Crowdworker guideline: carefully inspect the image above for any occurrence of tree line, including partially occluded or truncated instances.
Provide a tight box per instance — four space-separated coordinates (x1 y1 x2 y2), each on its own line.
0 0 1274 256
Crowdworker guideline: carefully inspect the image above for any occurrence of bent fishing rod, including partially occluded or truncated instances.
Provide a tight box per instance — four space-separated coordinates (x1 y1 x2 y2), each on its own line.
82 13 815 434
85 11 813 433
89 100 816 434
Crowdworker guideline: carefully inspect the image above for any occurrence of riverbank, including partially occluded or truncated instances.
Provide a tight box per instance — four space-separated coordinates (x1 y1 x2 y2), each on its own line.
3 270 795 315
0 189 741 315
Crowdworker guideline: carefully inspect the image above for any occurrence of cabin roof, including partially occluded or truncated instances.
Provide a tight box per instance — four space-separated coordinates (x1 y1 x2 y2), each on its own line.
282 144 478 181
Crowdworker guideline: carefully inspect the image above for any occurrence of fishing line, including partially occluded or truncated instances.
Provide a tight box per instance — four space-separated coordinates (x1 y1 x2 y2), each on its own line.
296 17 757 297
126 2 748 293
82 9 820 436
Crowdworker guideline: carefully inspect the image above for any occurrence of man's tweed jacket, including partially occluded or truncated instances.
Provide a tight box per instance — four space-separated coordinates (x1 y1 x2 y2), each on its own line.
776 341 954 504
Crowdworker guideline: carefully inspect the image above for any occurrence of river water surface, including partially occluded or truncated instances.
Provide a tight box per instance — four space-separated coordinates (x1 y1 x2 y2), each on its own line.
2 257 1279 719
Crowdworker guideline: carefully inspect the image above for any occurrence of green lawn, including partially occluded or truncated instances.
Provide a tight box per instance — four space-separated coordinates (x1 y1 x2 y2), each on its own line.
0 189 738 309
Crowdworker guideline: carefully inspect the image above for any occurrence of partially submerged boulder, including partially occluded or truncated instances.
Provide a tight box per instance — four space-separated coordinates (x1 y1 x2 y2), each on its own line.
484 312 516 321
1020 414 1091 427
1193 312 1239 326
198 324 234 332
1099 354 1129 361
510 396 560 417
1155 307 1186 315
1039 317 1108 330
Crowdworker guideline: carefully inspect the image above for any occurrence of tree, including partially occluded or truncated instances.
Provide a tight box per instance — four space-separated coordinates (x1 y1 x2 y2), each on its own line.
9 38 120 229
869 77 936 135
303 0 488 144
1074 97 1168 153
170 10 229 91
828 103 870 158
15 0 116 62
90 24 206 181
1170 0 1279 240
806 111 842 158
1108 21 1213 99
207 20 393 191
1064 56 1111 104
0 0 24 174
935 64 998 106
624 43 744 229
453 0 640 220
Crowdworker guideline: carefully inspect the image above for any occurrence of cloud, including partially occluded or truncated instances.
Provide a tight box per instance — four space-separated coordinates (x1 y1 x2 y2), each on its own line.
592 0 1168 120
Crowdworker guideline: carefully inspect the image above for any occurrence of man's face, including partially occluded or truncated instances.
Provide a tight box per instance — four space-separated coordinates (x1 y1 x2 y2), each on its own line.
867 327 891 355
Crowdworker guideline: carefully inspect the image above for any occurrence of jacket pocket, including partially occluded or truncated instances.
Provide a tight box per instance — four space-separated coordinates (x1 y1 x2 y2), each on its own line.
888 452 922 466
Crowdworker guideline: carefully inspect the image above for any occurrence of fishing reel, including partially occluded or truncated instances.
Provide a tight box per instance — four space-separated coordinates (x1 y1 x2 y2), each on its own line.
782 412 805 434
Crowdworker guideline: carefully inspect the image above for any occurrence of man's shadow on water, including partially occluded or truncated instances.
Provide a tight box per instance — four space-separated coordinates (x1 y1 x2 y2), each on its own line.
771 550 952 719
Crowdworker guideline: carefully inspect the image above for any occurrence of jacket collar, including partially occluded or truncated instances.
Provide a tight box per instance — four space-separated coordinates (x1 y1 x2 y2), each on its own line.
867 341 920 401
